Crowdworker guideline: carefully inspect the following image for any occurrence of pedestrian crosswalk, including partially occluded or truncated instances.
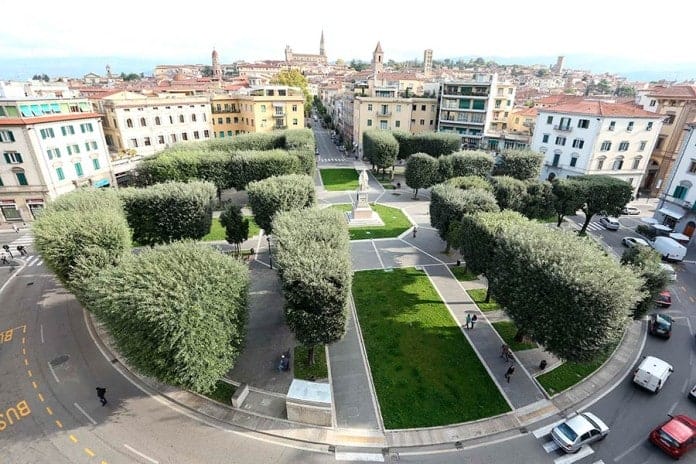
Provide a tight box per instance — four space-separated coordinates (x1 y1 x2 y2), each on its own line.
531 421 603 464
23 255 44 267
5 233 34 250
569 221 608 233
320 158 352 163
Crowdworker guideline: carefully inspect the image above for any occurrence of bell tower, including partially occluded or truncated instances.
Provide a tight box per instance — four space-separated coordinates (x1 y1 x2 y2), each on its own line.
212 48 222 81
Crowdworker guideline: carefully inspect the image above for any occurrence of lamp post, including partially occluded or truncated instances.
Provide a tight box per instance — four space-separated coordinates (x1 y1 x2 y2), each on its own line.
266 235 272 269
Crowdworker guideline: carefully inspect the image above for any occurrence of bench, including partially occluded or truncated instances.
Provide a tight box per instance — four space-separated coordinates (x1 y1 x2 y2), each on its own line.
231 383 249 408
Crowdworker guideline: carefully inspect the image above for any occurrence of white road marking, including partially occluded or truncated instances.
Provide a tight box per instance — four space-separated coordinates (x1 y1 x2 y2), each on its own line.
124 444 159 464
543 440 560 453
74 402 97 425
40 324 44 344
668 400 679 415
370 240 385 269
554 445 593 464
532 419 564 438
335 452 384 462
613 437 644 462
47 361 60 383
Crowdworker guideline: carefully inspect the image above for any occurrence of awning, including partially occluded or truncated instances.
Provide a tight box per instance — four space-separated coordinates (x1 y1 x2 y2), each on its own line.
641 217 658 224
93 179 110 188
670 232 690 241
653 224 673 231
658 207 684 220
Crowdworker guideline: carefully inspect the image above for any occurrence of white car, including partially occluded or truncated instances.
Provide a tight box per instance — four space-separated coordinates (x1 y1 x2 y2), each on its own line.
622 236 650 248
599 216 620 230
622 206 640 215
551 412 610 453
659 263 677 281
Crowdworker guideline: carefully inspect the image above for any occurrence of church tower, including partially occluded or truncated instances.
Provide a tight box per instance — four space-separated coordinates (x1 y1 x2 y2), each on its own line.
372 42 384 75
320 30 326 57
212 48 222 81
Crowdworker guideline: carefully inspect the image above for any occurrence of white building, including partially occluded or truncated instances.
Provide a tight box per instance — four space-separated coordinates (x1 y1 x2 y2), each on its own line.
531 100 663 194
655 122 696 244
0 97 113 222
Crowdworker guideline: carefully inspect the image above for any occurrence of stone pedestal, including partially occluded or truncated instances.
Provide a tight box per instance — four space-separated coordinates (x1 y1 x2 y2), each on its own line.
347 191 384 226
285 379 332 426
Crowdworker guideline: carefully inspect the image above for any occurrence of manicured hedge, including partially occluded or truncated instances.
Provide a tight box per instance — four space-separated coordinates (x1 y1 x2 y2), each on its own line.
438 151 495 180
363 130 398 171
246 174 316 233
493 150 544 180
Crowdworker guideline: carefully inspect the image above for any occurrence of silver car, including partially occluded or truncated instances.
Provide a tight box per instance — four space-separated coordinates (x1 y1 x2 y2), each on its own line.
599 216 620 230
622 236 650 248
551 412 610 453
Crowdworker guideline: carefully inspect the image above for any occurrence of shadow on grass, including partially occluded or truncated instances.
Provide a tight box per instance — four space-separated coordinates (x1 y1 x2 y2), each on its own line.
353 268 509 429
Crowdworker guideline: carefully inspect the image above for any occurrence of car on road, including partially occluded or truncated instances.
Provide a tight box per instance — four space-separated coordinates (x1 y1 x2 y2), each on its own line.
622 206 641 215
551 412 609 453
660 263 677 281
599 216 620 230
649 415 696 459
649 313 673 338
633 356 673 393
655 290 672 307
622 236 650 248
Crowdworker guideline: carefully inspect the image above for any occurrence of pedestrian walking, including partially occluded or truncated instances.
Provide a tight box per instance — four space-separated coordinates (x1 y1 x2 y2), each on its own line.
12 224 19 233
470 314 478 329
96 387 107 406
500 344 509 360
504 364 515 383
412 227 417 238
465 313 472 329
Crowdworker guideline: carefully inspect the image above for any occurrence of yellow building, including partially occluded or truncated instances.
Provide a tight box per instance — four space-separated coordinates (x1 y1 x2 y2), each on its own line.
211 86 305 138
508 106 538 136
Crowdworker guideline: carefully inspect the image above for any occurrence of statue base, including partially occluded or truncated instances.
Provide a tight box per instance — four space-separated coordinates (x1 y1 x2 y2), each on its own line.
346 207 384 226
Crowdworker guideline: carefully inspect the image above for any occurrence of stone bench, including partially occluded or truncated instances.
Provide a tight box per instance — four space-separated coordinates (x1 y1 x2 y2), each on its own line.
231 383 249 408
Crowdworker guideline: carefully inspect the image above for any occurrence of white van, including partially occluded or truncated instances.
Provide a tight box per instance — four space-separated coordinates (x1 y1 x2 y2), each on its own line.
633 356 673 393
651 236 686 262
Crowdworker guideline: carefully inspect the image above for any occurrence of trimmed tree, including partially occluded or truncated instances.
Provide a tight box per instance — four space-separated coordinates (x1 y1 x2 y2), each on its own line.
575 175 633 235
363 130 398 177
273 208 352 365
493 150 544 180
521 180 555 220
246 174 316 234
551 179 585 227
404 153 438 198
83 242 249 393
439 151 495 181
621 246 670 318
219 204 249 253
491 176 528 212
446 175 493 192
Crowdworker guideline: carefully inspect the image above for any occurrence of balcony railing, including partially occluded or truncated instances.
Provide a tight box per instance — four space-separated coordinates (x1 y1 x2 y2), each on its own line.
273 111 285 117
375 111 392 117
659 192 694 210
553 125 572 132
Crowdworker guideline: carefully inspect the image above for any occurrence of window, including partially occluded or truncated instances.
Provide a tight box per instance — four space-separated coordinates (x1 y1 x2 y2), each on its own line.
126 119 133 128
612 157 624 170
179 115 185 123
396 105 401 112
193 131 200 140
688 160 696 174
139 118 146 127
547 116 553 124
649 99 656 107
56 167 65 180
674 184 689 200
632 157 641 169
292 118 298 126
40 128 55 139
555 136 566 146
80 123 94 133
596 157 605 170
578 119 590 128
0 130 15 142
380 121 388 130
16 171 28 185
600 141 612 151
171 134 177 143
144 137 151 146
646 121 653 131
472 100 485 110
129 138 138 148
71 144 80 154
570 156 578 167
655 136 665 150
261 105 266 113
155 116 161 125
558 117 571 129
627 121 634 132
227 131 233 136
552 153 561 166
664 113 675 125
74 162 84 177
85 142 91 152
225 117 231 124
618 141 629 151
169 116 174 124
639 141 647 151
368 104 373 111
421 105 426 111
420 119 425 125
608 121 616 131
47 148 61 159
158 135 165 144
3 152 23 163
219 131 224 138
542 134 550 143
217 117 223 124
367 119 372 127
191 114 197 122
181 132 188 141
204 130 209 138
395 121 401 128
92 158 101 170
572 139 584 149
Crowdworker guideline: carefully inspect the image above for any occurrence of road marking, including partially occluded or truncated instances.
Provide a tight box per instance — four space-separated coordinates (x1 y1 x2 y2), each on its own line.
24 358 28 366
74 402 97 425
22 337 25 344
668 400 679 415
27 370 32 377
124 444 159 464
533 419 564 438
84 448 95 457
370 240 385 269
543 440 560 453
32 381 37 389
22 347 25 355
47 361 61 383
69 434 78 443
593 461 605 464
335 451 384 461
46 406 53 415
614 437 643 461
38 393 44 402
55 419 63 428
40 324 44 343
554 445 593 464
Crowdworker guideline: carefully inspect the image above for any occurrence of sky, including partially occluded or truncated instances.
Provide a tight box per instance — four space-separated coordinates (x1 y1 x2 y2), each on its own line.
2 0 696 79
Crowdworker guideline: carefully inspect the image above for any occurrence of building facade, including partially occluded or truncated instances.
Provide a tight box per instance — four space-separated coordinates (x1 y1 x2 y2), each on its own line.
531 100 663 195
211 86 305 137
654 123 696 243
284 31 327 66
0 97 113 222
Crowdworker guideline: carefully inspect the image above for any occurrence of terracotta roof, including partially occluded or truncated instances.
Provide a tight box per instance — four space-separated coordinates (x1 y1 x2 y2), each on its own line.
512 106 538 117
0 112 101 126
543 100 660 118
647 85 696 99
536 95 584 106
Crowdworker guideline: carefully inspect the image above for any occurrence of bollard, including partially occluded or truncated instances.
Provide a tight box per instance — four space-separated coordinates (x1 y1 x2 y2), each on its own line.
539 359 547 370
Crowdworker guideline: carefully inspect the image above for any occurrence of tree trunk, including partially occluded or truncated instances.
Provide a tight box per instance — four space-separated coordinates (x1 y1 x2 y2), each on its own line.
579 213 592 235
514 327 526 343
556 213 564 227
485 286 492 303
444 241 451 254
413 188 419 199
308 345 315 366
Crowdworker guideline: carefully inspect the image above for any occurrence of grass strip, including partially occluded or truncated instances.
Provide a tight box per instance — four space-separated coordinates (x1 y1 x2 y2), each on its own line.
466 288 501 312
293 345 328 381
320 169 359 191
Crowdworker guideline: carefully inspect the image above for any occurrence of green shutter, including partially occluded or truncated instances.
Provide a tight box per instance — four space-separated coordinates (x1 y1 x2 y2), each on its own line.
74 162 83 177
56 167 65 180
92 158 100 170
16 172 28 185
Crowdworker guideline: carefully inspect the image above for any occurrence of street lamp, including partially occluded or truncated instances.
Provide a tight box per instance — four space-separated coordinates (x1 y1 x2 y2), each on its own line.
266 235 272 269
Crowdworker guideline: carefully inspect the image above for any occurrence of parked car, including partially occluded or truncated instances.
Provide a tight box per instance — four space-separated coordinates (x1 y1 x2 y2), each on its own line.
655 291 672 308
652 237 687 262
649 415 696 459
599 216 620 230
551 412 609 453
689 385 696 402
622 206 641 215
660 263 677 281
649 313 673 338
633 356 673 393
622 236 650 248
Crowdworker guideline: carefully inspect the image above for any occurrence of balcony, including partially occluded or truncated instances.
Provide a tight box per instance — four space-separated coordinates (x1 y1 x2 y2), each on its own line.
659 192 693 210
273 111 285 118
553 125 572 132
375 111 392 117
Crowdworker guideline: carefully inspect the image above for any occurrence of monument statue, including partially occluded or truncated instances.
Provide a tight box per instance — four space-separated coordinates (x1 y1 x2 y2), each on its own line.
358 169 369 192
347 169 384 226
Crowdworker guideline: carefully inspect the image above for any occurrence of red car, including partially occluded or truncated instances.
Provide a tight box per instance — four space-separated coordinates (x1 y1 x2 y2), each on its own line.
650 415 696 459
656 291 672 308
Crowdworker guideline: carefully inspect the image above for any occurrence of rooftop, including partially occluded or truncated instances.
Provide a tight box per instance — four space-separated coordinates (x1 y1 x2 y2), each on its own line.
542 100 661 118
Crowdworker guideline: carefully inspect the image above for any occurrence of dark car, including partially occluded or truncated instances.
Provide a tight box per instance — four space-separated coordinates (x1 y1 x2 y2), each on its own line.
649 313 673 339
655 291 672 308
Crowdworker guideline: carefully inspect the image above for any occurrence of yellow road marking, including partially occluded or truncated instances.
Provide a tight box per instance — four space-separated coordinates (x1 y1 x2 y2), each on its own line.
46 406 53 415
38 393 44 402
22 325 26 333
32 381 37 389
55 420 63 428
69 434 77 443
27 369 32 377
22 337 25 344
84 448 95 457
24 358 28 366
22 347 25 355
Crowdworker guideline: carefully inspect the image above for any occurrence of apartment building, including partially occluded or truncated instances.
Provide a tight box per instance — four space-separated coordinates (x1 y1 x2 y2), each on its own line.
0 97 113 222
211 86 305 138
654 122 696 243
640 85 696 196
531 100 663 195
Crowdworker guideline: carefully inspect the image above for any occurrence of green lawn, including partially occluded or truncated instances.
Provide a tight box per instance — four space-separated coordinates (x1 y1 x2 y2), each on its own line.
293 345 328 381
353 268 509 429
330 203 411 240
537 343 617 396
202 217 261 242
450 266 479 281
203 380 236 405
320 169 359 191
491 321 537 352
466 288 501 312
